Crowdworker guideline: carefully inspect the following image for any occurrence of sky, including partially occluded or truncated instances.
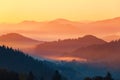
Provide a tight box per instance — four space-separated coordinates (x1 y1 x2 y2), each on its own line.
0 0 120 23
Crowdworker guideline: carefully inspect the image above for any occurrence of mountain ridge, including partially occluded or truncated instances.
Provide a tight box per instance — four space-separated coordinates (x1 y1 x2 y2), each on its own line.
0 17 120 41
17 17 120 24
0 33 40 42
0 33 44 49
69 40 120 68
0 45 55 80
33 35 106 58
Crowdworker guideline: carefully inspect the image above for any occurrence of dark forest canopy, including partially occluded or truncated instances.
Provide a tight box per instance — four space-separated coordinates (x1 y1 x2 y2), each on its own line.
0 45 56 80
0 45 69 80
84 72 114 80
0 45 119 80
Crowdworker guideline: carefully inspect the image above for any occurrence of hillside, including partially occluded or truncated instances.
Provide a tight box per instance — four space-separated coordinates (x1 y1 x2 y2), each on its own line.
70 40 120 68
33 35 106 58
0 33 43 49
0 17 120 41
0 45 120 80
0 46 55 80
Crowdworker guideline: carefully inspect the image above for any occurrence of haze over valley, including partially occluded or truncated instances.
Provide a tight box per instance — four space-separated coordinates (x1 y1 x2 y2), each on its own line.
0 0 120 80
0 17 120 41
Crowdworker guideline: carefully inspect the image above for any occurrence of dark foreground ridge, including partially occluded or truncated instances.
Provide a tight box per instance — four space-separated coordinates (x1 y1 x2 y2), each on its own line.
0 45 65 80
0 45 119 80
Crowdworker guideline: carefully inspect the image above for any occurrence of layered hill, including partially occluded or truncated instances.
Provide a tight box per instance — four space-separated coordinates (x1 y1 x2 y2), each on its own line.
0 46 55 80
70 40 120 68
0 17 120 41
0 33 43 49
0 43 119 80
34 35 106 58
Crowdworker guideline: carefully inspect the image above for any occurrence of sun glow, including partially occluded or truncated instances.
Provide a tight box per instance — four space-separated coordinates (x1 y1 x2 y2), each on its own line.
0 0 120 23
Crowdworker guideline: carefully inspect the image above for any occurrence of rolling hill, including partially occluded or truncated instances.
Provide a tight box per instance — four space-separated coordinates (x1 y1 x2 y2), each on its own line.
33 35 106 58
0 33 43 49
69 40 120 68
0 46 55 80
0 17 120 41
0 43 119 80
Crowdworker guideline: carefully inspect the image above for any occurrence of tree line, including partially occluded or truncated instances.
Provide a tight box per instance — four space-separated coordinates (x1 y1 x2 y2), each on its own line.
0 68 64 80
84 72 113 80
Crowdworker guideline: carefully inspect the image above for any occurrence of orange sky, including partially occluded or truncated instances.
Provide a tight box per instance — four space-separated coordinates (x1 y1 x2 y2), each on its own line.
0 0 120 23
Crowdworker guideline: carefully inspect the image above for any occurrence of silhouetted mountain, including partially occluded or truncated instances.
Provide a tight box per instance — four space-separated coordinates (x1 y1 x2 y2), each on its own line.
0 17 120 41
0 45 119 80
70 40 120 68
92 17 120 23
0 33 43 49
20 20 40 24
87 17 120 37
0 46 55 80
48 18 81 25
0 45 85 80
33 35 106 58
52 60 120 80
49 19 72 23
0 33 39 42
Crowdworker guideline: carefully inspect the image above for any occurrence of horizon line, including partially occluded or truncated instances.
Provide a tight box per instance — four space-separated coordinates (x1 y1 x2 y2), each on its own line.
0 16 120 24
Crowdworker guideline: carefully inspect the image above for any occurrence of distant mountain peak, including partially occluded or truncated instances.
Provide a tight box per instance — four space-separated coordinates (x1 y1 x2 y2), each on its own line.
82 35 97 39
0 33 41 43
53 18 72 22
78 35 102 41
1 33 25 38
0 33 43 49
77 35 107 44
49 18 77 24
20 20 40 24
93 16 120 23
112 17 120 20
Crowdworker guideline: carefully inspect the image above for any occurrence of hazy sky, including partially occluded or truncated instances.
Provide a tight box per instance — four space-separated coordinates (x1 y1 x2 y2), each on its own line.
0 0 120 23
